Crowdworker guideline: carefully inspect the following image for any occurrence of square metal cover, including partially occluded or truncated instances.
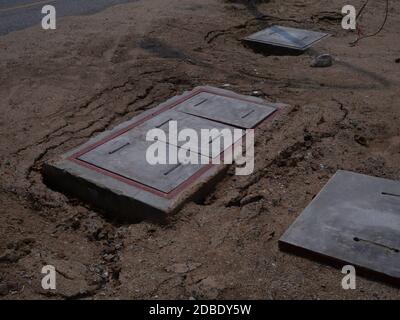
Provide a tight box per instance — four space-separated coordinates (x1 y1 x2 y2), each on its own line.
279 170 400 282
244 25 330 51
175 91 276 129
79 137 205 194
129 109 243 157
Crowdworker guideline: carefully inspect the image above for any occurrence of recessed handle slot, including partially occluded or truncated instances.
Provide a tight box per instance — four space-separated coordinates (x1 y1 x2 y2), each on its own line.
194 98 208 107
241 109 255 119
382 192 400 198
108 142 130 155
156 118 173 129
353 237 399 253
163 163 182 176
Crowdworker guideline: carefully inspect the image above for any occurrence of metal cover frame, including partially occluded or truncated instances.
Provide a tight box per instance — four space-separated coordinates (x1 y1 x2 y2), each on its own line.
244 25 330 51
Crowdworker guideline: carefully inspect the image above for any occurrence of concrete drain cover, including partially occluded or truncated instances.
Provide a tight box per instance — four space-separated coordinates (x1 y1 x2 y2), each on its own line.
279 170 400 283
127 109 243 157
43 86 281 220
175 91 276 129
244 25 330 51
78 138 204 194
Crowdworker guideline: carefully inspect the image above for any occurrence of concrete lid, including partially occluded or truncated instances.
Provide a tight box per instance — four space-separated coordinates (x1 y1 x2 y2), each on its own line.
280 170 400 281
244 25 330 51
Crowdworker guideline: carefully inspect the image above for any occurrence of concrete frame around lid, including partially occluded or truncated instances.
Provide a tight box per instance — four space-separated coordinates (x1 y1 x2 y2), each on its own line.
43 86 285 221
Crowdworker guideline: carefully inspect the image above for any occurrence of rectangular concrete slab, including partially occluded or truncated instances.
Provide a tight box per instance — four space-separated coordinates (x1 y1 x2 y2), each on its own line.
175 91 276 129
279 170 400 283
244 25 330 51
126 109 243 157
79 138 205 193
43 86 283 221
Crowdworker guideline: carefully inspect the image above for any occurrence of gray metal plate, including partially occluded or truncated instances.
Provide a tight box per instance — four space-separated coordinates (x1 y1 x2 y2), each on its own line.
79 137 205 193
280 170 400 280
131 109 243 157
244 25 329 51
175 91 276 129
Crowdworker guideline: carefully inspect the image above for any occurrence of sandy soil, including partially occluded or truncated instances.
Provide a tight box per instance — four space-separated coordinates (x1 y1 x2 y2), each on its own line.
0 0 399 299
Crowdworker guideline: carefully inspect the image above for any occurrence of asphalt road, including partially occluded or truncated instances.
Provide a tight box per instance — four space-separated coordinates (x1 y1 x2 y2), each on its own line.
0 0 134 36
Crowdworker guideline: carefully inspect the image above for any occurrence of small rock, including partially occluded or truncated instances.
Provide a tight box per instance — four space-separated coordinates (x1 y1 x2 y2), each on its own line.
310 54 333 68
223 190 242 207
251 90 263 97
240 201 264 219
